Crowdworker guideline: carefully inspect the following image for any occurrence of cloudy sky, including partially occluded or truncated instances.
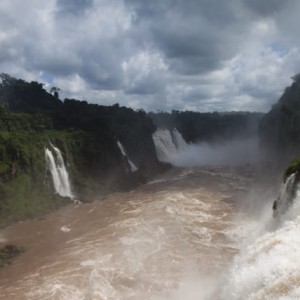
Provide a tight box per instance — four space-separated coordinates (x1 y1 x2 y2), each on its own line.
1 0 300 112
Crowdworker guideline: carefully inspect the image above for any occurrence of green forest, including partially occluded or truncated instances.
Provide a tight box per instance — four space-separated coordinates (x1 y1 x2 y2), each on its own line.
259 75 300 172
0 74 164 227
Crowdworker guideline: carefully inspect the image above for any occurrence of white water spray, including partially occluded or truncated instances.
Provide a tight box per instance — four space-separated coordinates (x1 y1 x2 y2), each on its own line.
221 172 300 299
273 173 298 218
117 141 138 172
153 128 257 167
45 144 74 198
152 128 188 163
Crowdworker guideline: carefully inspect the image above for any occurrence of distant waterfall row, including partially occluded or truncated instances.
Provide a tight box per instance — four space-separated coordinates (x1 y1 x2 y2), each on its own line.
152 128 188 163
117 141 138 172
45 144 74 199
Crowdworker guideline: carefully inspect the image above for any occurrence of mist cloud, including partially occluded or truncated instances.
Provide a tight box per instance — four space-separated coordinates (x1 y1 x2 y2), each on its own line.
166 138 259 167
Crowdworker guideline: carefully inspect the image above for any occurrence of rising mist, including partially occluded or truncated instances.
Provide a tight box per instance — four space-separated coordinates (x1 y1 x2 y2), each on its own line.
153 128 259 167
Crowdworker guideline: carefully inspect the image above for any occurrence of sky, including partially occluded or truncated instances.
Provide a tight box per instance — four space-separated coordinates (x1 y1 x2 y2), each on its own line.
1 0 300 112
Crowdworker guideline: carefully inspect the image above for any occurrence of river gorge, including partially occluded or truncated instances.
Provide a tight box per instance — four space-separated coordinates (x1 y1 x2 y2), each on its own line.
0 165 277 300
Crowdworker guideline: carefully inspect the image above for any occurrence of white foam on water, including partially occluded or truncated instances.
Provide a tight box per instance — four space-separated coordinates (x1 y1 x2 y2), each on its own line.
27 282 85 300
60 226 71 233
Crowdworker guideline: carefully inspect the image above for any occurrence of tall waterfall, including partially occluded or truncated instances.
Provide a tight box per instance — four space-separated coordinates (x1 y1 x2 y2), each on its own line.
152 128 188 163
117 141 138 172
45 144 74 198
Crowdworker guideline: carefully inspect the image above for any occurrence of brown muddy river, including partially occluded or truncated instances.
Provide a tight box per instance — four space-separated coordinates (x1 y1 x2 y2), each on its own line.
0 166 256 299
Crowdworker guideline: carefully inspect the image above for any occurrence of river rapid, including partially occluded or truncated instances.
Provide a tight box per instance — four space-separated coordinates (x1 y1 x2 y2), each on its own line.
0 166 273 299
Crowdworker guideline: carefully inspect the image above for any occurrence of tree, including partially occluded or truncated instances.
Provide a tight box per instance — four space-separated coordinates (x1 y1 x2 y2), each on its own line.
50 87 60 99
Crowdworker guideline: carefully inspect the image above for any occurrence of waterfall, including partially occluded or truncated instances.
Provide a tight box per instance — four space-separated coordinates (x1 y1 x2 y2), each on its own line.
221 172 300 299
172 128 187 150
273 173 299 218
152 128 188 163
153 129 258 167
45 144 74 198
117 141 138 172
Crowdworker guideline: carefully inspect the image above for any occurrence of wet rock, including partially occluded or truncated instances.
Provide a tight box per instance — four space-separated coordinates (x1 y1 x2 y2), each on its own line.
273 171 300 217
0 244 25 267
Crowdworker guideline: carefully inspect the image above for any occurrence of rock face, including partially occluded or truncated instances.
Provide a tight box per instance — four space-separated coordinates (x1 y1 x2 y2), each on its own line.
0 244 25 267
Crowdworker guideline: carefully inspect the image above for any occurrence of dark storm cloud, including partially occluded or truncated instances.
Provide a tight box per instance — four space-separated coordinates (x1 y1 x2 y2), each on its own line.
242 0 291 16
21 0 132 91
81 59 124 90
126 0 245 76
56 0 94 15
125 75 164 95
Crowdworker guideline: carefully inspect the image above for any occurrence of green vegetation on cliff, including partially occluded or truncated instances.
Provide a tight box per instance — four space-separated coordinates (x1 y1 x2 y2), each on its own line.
0 73 165 227
259 75 300 169
284 159 300 182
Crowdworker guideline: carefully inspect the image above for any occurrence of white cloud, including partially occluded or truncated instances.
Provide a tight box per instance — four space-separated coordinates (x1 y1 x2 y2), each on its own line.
122 51 168 94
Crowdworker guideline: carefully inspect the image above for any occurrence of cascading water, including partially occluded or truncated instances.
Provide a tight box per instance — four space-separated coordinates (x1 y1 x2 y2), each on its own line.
273 173 298 218
45 144 74 198
172 128 188 149
220 172 300 299
117 140 138 172
152 128 188 163
153 129 258 167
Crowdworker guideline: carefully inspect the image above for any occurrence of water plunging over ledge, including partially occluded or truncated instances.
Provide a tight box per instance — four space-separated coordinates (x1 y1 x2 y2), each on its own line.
45 144 74 199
